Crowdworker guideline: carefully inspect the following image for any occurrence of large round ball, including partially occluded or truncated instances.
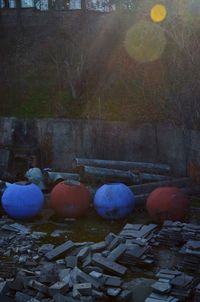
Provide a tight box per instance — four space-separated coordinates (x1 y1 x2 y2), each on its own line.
94 183 135 220
2 183 44 219
146 187 190 222
50 182 91 218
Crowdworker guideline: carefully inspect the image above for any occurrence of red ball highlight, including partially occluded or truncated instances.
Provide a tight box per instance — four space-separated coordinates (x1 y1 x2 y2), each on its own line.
50 181 91 218
146 187 190 222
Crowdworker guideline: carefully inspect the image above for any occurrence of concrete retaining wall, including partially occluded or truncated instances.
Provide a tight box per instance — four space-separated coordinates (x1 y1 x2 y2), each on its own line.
0 117 199 176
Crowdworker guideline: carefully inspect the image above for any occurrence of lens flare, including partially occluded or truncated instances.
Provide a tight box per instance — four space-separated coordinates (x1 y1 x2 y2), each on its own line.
150 4 167 23
124 21 167 63
175 0 200 26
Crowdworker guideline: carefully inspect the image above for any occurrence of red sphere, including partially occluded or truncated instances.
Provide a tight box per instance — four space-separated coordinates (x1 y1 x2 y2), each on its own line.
146 187 190 222
50 182 91 218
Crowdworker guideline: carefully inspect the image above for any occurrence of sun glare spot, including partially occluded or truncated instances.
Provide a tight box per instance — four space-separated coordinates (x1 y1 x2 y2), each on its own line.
150 4 167 23
124 21 167 63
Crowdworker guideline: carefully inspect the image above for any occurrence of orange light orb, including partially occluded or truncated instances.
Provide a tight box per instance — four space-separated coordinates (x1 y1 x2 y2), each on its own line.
151 4 167 23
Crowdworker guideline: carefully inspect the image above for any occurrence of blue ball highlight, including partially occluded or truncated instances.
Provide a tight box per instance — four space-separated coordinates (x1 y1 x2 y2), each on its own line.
2 183 44 219
94 183 135 220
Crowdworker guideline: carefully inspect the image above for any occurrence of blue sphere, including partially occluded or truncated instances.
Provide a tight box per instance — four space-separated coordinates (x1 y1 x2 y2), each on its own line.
94 183 135 220
2 183 44 219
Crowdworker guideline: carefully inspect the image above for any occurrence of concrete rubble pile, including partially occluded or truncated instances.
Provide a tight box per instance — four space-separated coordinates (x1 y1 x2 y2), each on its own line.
145 269 198 302
1 218 200 301
179 240 200 272
0 218 158 302
155 221 200 247
194 283 200 302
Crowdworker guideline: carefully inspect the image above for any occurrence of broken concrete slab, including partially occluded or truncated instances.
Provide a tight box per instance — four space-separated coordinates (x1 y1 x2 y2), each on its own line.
107 244 126 262
0 281 9 296
73 283 92 296
45 241 75 261
151 281 171 293
75 268 102 290
92 254 127 276
48 280 69 296
107 287 121 297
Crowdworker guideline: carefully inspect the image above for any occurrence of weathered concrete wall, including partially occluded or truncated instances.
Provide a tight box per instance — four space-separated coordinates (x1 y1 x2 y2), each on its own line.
0 117 200 176
36 119 157 170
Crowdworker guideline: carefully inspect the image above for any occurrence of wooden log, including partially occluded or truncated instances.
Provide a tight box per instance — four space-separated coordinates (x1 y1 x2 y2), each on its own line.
81 166 139 184
139 173 170 182
74 158 171 174
134 194 149 206
48 172 80 183
130 177 192 195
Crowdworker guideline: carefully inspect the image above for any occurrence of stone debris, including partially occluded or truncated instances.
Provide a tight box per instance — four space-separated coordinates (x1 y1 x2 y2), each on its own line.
145 269 197 302
119 223 157 241
92 254 127 276
155 221 183 247
155 221 200 247
179 240 200 272
45 241 75 260
194 283 200 302
1 218 200 301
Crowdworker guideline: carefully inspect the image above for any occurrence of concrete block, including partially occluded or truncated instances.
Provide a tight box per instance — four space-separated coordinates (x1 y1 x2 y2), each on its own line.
27 298 40 302
0 281 9 296
76 268 101 289
89 271 102 279
105 233 116 245
28 280 48 294
90 241 107 252
107 237 123 251
8 277 23 291
107 287 121 297
116 289 132 301
72 287 81 299
107 244 126 261
45 241 75 261
53 293 77 302
151 281 171 293
48 280 69 296
65 256 77 269
38 244 55 254
92 289 105 299
82 253 92 268
102 250 109 257
59 269 71 281
92 254 127 276
83 266 103 274
15 292 33 302
39 274 58 284
76 246 90 262
104 276 122 287
73 283 92 295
